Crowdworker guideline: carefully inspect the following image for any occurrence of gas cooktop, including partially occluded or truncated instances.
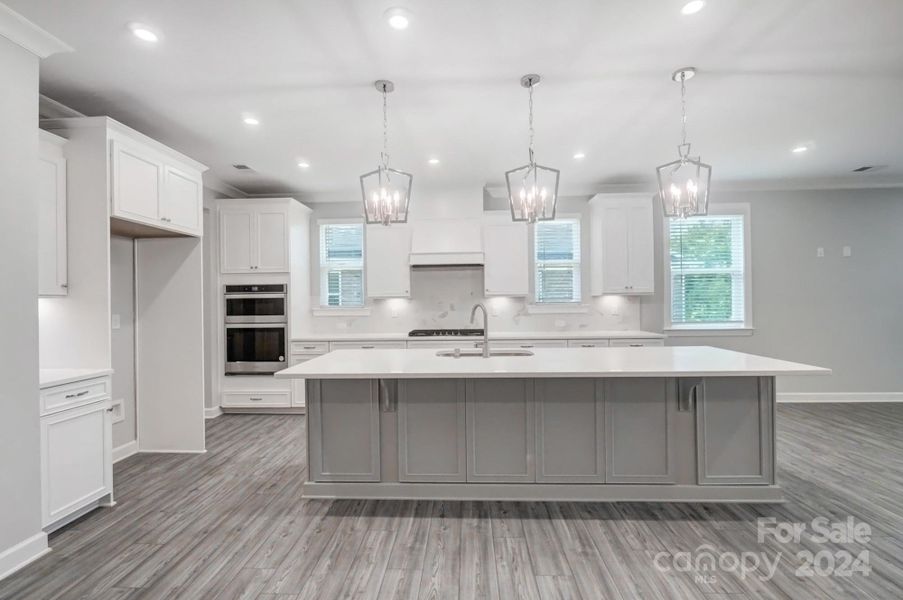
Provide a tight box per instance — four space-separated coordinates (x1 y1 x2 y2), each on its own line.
408 328 485 337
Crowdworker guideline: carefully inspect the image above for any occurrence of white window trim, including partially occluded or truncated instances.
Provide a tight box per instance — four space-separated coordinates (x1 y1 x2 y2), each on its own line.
662 203 753 335
530 213 584 309
317 218 367 310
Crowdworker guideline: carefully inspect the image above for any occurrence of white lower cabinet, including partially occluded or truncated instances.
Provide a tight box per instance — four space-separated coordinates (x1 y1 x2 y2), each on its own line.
41 399 113 529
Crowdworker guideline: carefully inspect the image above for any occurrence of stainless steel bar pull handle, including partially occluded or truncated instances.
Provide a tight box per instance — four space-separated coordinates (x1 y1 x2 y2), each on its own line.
379 379 397 412
678 378 703 412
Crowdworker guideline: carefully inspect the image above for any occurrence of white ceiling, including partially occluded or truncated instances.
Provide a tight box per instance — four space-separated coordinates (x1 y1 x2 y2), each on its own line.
11 0 903 198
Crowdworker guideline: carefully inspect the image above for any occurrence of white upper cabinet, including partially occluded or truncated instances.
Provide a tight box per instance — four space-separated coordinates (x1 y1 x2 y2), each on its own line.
482 221 529 296
38 131 68 296
366 224 411 298
111 134 204 237
590 194 655 295
220 205 290 273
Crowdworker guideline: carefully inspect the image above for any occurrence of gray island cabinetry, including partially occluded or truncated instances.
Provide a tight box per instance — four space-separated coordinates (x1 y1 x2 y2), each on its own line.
279 347 829 503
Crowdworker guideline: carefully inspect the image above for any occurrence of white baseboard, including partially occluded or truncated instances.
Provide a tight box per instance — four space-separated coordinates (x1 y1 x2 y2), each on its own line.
778 392 903 403
112 439 139 463
204 406 222 419
0 532 49 582
136 447 207 454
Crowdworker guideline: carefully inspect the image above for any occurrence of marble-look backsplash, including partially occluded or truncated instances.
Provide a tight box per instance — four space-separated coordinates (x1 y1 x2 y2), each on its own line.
308 267 642 334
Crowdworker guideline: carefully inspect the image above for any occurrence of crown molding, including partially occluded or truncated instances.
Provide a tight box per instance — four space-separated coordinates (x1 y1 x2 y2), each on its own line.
0 4 72 57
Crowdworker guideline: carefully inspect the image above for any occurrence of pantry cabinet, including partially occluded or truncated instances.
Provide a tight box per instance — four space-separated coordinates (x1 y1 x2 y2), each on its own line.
590 194 655 295
219 205 289 273
38 131 68 296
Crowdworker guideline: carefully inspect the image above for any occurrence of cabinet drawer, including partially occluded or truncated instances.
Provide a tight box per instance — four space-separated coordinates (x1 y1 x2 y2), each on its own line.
406 340 482 350
290 341 329 354
41 377 111 416
567 339 611 348
610 339 665 348
481 339 568 349
329 341 407 351
222 391 291 408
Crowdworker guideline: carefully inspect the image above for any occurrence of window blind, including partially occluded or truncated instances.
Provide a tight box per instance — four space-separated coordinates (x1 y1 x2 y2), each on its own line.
534 219 581 303
668 214 745 325
319 223 364 307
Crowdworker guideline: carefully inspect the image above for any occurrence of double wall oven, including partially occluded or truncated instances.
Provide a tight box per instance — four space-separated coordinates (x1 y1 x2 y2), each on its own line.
224 284 287 375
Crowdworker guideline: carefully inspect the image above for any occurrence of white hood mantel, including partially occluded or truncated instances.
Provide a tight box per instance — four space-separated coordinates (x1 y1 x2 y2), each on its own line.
409 218 484 267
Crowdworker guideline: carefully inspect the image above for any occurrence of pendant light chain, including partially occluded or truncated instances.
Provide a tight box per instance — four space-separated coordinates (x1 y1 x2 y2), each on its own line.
680 72 688 147
381 86 389 170
527 82 535 164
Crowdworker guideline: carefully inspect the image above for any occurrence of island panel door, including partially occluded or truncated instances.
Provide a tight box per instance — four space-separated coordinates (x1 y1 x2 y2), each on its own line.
604 378 677 483
308 379 380 482
696 376 774 485
397 379 466 482
534 378 605 483
465 379 535 482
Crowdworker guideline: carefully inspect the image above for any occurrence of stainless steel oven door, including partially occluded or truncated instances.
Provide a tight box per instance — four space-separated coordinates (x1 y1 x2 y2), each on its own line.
224 293 287 324
225 324 287 374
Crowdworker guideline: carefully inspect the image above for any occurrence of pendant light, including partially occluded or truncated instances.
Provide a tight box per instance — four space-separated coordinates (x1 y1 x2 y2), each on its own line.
656 67 712 218
505 74 560 223
360 80 413 225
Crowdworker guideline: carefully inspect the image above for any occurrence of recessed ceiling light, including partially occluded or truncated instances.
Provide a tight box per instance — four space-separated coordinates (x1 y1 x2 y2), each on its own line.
297 161 310 169
385 7 411 30
573 152 586 160
792 145 809 153
428 157 440 165
242 115 260 126
129 23 159 43
681 1 706 15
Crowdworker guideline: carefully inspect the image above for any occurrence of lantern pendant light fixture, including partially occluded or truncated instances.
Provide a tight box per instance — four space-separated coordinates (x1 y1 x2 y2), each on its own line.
656 67 712 218
360 80 413 225
505 74 560 223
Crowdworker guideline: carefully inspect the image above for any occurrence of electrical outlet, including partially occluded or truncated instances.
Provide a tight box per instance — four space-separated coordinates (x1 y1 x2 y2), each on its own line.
842 246 852 257
110 398 125 424
816 247 825 258
111 314 121 330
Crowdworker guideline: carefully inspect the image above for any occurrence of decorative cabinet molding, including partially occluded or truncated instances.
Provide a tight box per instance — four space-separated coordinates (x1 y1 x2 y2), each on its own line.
590 194 655 295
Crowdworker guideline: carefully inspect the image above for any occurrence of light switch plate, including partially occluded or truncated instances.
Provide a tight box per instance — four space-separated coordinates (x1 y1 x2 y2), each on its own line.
842 246 852 257
111 314 121 330
816 247 825 258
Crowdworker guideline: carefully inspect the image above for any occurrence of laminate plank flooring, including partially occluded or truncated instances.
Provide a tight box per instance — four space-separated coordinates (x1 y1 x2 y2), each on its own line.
2 404 903 599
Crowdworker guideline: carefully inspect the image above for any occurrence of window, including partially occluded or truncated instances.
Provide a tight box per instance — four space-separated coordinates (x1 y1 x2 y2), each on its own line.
665 205 751 330
319 223 364 307
534 218 582 303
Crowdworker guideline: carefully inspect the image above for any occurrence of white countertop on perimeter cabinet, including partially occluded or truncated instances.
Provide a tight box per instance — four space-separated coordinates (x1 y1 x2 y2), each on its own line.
291 330 664 342
40 368 114 389
275 346 830 380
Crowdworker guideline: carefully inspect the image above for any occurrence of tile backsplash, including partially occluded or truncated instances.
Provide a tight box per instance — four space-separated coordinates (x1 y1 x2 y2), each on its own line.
308 267 641 334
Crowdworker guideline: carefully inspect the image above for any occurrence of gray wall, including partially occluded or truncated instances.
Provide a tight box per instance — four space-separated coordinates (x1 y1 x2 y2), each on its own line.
110 236 136 448
0 35 43 564
641 188 903 394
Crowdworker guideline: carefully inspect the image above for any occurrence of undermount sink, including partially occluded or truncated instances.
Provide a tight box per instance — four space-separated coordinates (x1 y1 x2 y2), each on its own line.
436 348 534 358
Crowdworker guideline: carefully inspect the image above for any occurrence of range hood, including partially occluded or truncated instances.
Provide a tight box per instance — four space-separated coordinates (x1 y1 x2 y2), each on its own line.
409 218 484 267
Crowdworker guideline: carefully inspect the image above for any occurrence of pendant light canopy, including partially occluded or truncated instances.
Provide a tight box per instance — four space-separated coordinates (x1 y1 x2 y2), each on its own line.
656 67 711 218
505 74 560 223
360 80 412 225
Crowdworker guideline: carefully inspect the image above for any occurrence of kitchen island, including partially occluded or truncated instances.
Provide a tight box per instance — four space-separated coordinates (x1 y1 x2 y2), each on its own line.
276 346 829 503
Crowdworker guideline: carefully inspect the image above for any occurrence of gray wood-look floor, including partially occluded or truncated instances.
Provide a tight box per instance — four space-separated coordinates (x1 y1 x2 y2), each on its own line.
2 404 903 599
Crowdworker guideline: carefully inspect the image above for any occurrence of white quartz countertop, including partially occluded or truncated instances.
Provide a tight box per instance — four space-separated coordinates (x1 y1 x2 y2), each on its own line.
40 368 113 389
292 330 664 342
275 346 830 379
